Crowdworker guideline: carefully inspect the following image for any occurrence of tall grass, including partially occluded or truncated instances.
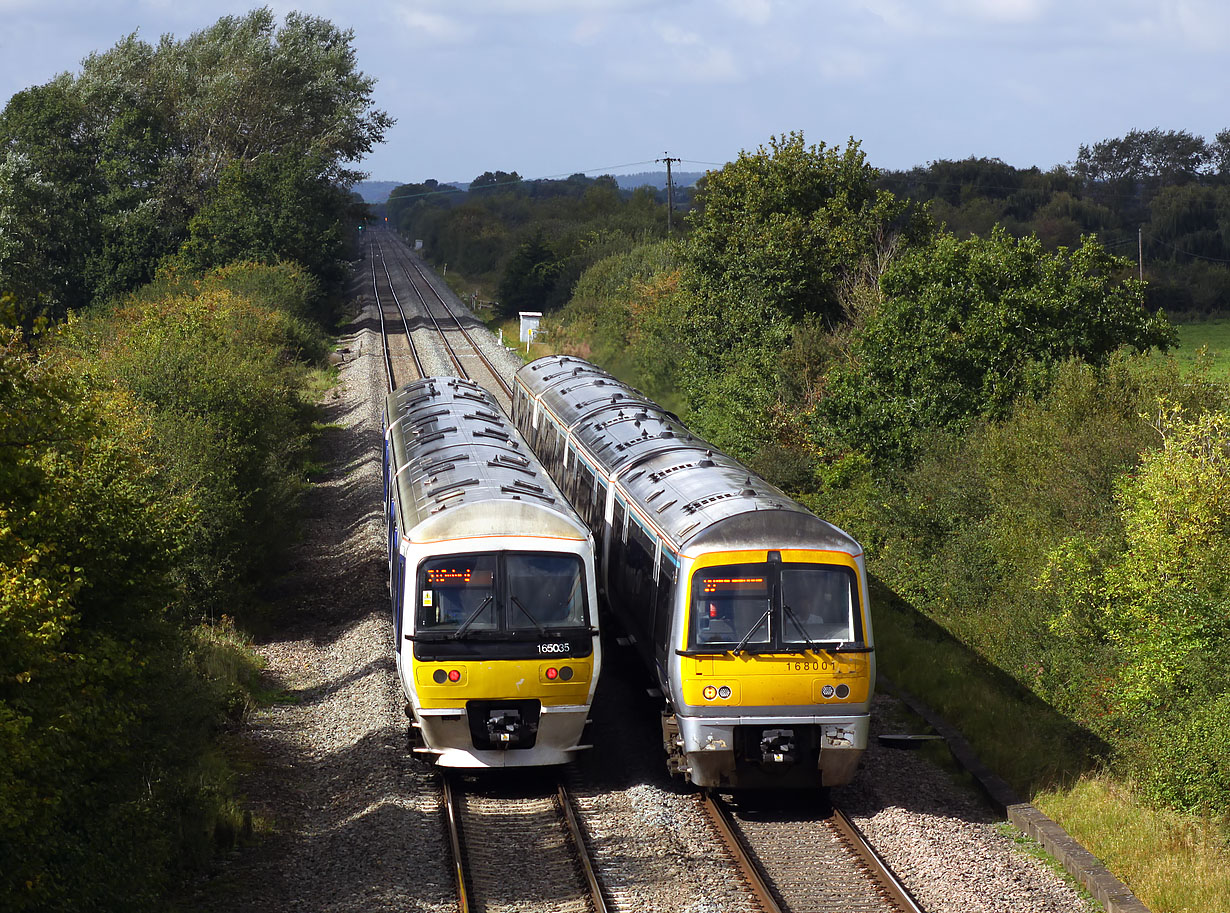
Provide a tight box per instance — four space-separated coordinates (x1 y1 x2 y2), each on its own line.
1035 776 1230 913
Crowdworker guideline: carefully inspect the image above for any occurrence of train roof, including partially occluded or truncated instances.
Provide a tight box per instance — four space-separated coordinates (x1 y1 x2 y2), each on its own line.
385 376 589 545
516 357 860 555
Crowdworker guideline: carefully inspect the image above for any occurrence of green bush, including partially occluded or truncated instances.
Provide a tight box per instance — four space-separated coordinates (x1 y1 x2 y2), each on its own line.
59 285 314 612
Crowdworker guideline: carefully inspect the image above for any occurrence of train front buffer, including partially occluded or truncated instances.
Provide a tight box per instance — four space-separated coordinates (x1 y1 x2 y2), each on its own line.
410 655 595 768
666 651 872 789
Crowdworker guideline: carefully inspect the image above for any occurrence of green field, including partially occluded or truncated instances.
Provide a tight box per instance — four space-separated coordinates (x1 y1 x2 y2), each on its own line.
1170 319 1230 381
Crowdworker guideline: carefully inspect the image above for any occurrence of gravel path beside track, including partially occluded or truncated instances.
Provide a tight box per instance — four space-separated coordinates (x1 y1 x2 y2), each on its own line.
182 271 454 913
184 255 1100 913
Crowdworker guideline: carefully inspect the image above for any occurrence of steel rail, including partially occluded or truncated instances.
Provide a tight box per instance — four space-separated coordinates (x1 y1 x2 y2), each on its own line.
372 234 425 388
402 252 513 399
383 239 469 379
830 807 927 913
385 236 513 400
441 772 471 913
556 781 610 913
369 239 395 393
700 791 783 913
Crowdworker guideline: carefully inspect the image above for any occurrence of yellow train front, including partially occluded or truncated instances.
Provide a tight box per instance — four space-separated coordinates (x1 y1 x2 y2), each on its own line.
513 356 874 789
383 376 601 768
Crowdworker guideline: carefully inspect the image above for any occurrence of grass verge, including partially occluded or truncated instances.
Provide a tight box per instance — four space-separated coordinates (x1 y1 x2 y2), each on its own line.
871 578 1230 913
1034 776 1230 913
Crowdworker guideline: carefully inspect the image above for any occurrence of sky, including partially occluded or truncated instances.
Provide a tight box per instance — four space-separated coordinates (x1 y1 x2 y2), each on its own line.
1 0 1227 185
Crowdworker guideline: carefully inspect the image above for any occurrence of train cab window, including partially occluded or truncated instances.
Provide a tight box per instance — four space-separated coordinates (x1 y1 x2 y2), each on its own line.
780 566 857 644
418 556 497 632
689 565 771 649
416 553 588 635
686 562 861 651
506 554 587 629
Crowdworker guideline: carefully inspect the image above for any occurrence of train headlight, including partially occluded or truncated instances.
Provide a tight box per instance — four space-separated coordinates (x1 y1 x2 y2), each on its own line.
447 669 461 682
717 685 732 699
559 666 574 681
835 684 850 699
821 684 836 698
702 685 718 700
433 669 447 684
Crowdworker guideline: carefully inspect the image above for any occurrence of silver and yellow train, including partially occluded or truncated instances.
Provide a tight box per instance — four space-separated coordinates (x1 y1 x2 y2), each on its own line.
383 376 601 768
512 356 874 789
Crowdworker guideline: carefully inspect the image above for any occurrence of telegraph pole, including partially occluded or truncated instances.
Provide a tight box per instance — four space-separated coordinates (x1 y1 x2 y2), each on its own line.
1138 225 1144 281
657 153 681 232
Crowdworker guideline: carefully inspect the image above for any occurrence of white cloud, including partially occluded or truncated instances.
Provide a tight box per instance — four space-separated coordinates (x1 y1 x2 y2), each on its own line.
816 47 881 83
1166 0 1230 50
942 0 1049 24
722 0 773 26
391 4 472 43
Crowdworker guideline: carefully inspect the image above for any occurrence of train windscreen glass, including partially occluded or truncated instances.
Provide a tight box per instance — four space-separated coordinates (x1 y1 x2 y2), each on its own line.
506 554 587 630
691 565 771 648
417 552 586 633
688 562 858 650
780 566 856 644
418 556 497 632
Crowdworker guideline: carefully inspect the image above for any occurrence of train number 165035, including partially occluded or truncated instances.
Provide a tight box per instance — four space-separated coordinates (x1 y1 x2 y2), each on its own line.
538 642 571 654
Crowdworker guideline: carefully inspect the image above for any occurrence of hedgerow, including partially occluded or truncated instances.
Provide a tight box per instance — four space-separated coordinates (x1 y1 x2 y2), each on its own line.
0 259 324 911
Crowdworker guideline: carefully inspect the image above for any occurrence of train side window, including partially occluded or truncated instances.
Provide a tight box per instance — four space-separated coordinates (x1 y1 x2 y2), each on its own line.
394 555 406 643
565 451 581 503
627 519 657 641
654 552 677 657
542 422 556 462
575 464 595 522
552 428 566 476
595 480 609 525
608 499 627 581
512 387 526 425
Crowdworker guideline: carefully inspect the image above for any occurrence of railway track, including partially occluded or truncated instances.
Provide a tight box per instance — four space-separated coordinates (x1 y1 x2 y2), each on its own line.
702 791 926 913
369 235 425 391
376 230 514 407
441 772 609 913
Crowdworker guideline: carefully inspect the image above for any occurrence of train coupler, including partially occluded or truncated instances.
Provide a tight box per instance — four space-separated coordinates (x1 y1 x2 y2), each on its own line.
485 709 527 748
760 728 798 765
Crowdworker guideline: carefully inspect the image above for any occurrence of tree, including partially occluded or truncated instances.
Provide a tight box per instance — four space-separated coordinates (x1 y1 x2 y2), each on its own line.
0 9 392 322
821 228 1175 463
0 80 100 325
470 170 522 195
496 233 558 318
667 132 921 459
683 132 917 327
175 150 351 289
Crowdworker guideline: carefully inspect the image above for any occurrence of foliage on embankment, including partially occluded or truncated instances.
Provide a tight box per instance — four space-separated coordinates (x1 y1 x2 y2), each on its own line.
535 132 1230 909
0 260 327 911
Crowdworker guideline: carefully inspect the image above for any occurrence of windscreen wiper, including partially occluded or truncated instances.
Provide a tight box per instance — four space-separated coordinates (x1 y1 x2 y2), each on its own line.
782 603 821 654
510 595 546 635
731 606 771 655
452 595 494 640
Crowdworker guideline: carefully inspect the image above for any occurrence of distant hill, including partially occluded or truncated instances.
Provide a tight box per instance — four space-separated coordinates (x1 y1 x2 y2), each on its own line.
352 181 402 203
354 173 705 202
613 171 705 191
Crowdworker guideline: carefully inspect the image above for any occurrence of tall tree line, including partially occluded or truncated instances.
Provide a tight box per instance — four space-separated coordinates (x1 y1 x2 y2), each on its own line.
0 7 391 328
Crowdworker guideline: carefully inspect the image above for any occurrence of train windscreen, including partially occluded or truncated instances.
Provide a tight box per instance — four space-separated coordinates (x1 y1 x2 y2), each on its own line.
417 552 587 635
688 562 858 651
